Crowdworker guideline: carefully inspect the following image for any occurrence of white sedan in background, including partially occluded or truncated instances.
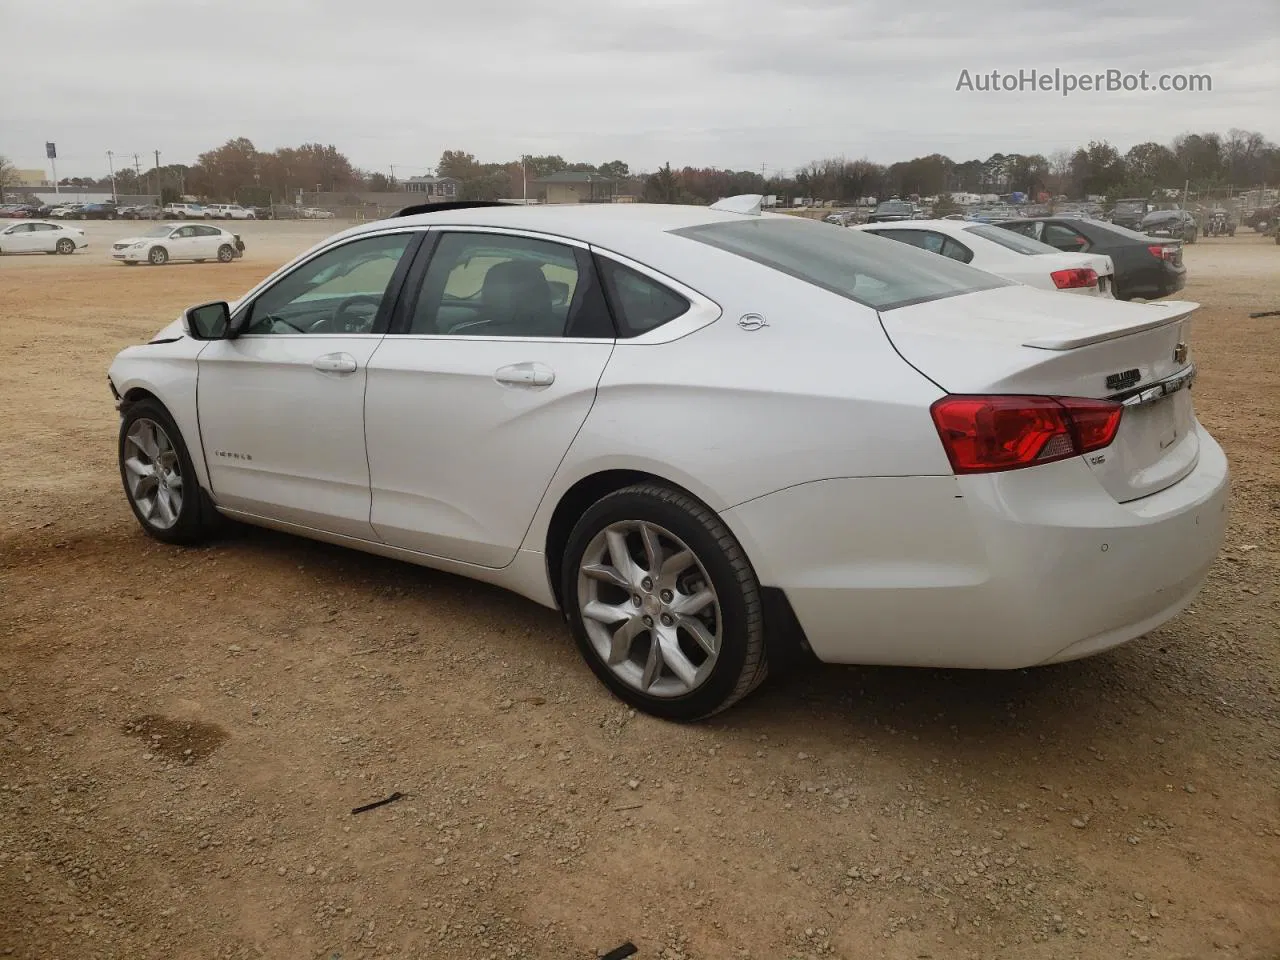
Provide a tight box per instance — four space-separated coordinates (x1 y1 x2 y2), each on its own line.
854 219 1117 297
107 196 1226 721
0 220 88 255
110 223 246 265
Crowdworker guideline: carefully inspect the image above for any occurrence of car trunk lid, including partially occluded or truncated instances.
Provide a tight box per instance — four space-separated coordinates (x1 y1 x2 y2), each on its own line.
880 285 1200 502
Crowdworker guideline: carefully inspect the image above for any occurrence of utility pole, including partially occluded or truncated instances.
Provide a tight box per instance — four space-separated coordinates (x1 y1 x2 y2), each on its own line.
154 150 161 202
522 157 527 202
133 153 142 195
106 150 117 201
389 163 396 188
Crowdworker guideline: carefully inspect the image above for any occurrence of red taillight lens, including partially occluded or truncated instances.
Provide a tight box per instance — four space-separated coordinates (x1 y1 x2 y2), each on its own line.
1147 244 1176 261
930 395 1123 474
1050 267 1098 289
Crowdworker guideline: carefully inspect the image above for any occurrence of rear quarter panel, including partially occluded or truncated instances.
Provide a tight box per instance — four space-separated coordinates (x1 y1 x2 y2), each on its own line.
524 242 950 551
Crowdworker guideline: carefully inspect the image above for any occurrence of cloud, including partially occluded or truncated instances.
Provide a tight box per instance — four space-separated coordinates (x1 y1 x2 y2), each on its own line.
1 0 1275 176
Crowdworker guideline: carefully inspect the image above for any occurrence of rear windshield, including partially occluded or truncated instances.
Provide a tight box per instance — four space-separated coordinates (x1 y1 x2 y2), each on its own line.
671 216 1011 311
1114 201 1146 214
964 223 1060 255
875 201 913 213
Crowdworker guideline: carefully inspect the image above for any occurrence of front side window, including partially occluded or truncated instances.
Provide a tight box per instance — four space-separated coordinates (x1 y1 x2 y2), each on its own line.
672 216 1010 311
1044 223 1089 250
404 232 612 338
241 232 414 336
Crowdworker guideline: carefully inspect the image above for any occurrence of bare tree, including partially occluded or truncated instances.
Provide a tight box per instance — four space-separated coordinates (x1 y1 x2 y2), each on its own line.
0 155 20 201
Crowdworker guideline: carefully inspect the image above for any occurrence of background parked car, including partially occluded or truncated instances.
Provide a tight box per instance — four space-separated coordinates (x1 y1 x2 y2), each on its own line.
49 204 85 219
205 203 257 220
996 216 1185 301
866 199 916 223
854 219 1117 296
120 204 164 220
1141 209 1198 243
80 201 122 220
1109 198 1152 230
0 220 88 255
111 222 245 265
163 203 213 220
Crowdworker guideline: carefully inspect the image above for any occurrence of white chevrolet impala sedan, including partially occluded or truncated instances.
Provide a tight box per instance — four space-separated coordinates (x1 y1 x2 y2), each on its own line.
106 197 1229 721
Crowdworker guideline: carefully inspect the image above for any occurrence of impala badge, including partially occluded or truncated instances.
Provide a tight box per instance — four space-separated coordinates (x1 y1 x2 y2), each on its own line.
1174 342 1188 364
737 313 768 332
1105 368 1141 391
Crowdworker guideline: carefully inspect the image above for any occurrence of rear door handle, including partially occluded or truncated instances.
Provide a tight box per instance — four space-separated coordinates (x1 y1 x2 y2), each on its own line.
495 362 555 387
313 352 358 374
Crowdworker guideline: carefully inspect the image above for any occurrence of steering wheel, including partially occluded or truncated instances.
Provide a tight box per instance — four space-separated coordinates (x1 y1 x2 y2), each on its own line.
331 294 382 333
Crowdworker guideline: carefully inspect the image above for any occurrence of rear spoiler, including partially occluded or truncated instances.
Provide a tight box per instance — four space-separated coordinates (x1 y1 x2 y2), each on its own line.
1022 300 1199 351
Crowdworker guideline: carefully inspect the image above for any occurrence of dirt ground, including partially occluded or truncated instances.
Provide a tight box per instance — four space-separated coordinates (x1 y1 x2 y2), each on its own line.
1 223 1278 960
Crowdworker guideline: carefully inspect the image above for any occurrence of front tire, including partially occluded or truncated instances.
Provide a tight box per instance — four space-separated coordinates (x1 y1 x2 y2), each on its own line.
56 238 75 255
148 246 168 265
118 399 218 545
561 484 768 721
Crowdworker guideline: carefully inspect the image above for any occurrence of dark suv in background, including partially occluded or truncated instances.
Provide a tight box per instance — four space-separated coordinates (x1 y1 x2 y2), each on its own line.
1110 198 1151 230
867 199 917 223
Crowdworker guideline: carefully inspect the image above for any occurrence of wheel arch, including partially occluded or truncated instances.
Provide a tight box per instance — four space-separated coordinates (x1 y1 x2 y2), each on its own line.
540 467 812 669
110 363 211 494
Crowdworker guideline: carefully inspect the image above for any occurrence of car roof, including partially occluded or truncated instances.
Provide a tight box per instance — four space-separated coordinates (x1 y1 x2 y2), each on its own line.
332 202 789 261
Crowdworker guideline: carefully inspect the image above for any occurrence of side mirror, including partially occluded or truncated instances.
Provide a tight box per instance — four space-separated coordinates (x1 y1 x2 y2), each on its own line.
183 301 231 340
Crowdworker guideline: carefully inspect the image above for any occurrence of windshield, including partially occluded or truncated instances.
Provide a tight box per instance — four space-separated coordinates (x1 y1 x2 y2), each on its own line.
1113 200 1146 215
964 223 1062 255
143 226 172 238
875 201 912 214
671 216 1010 311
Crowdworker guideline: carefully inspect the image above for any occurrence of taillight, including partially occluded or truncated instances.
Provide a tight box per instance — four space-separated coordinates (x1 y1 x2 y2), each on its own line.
1147 244 1177 261
930 395 1124 474
1050 267 1098 289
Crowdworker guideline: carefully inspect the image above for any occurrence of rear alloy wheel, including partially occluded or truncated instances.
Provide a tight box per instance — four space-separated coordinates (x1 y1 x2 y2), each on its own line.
217 244 235 262
118 399 218 545
148 246 168 265
562 484 767 721
55 238 75 255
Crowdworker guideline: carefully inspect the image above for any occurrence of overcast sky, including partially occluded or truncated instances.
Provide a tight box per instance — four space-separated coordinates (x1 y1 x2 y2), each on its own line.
3 0 1276 179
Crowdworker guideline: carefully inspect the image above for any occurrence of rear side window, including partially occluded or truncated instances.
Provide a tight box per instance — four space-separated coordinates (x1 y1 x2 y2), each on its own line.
672 217 1009 311
596 257 690 336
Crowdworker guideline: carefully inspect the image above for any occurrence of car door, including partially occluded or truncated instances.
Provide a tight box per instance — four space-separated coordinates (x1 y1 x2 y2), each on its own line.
194 224 223 257
165 225 198 259
1 223 38 252
33 223 63 252
363 228 616 567
195 229 422 539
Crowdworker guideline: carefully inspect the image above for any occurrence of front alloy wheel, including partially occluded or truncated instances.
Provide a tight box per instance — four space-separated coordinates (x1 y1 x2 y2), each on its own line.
563 484 768 721
123 418 184 531
118 398 218 544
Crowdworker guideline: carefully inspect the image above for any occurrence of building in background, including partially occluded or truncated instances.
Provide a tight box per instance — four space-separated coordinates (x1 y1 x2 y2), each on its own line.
533 171 616 204
400 176 461 199
14 169 50 187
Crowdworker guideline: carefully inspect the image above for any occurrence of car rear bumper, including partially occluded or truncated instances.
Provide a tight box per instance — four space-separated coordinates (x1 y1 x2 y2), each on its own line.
723 423 1229 670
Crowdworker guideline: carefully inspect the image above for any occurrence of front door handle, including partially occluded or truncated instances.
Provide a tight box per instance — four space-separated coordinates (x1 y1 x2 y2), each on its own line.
313 352 358 374
495 362 555 387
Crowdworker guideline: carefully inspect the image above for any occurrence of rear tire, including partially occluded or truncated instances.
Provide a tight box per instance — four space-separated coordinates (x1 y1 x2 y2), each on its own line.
217 244 235 262
561 483 768 721
56 238 75 255
149 246 168 265
118 398 221 546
